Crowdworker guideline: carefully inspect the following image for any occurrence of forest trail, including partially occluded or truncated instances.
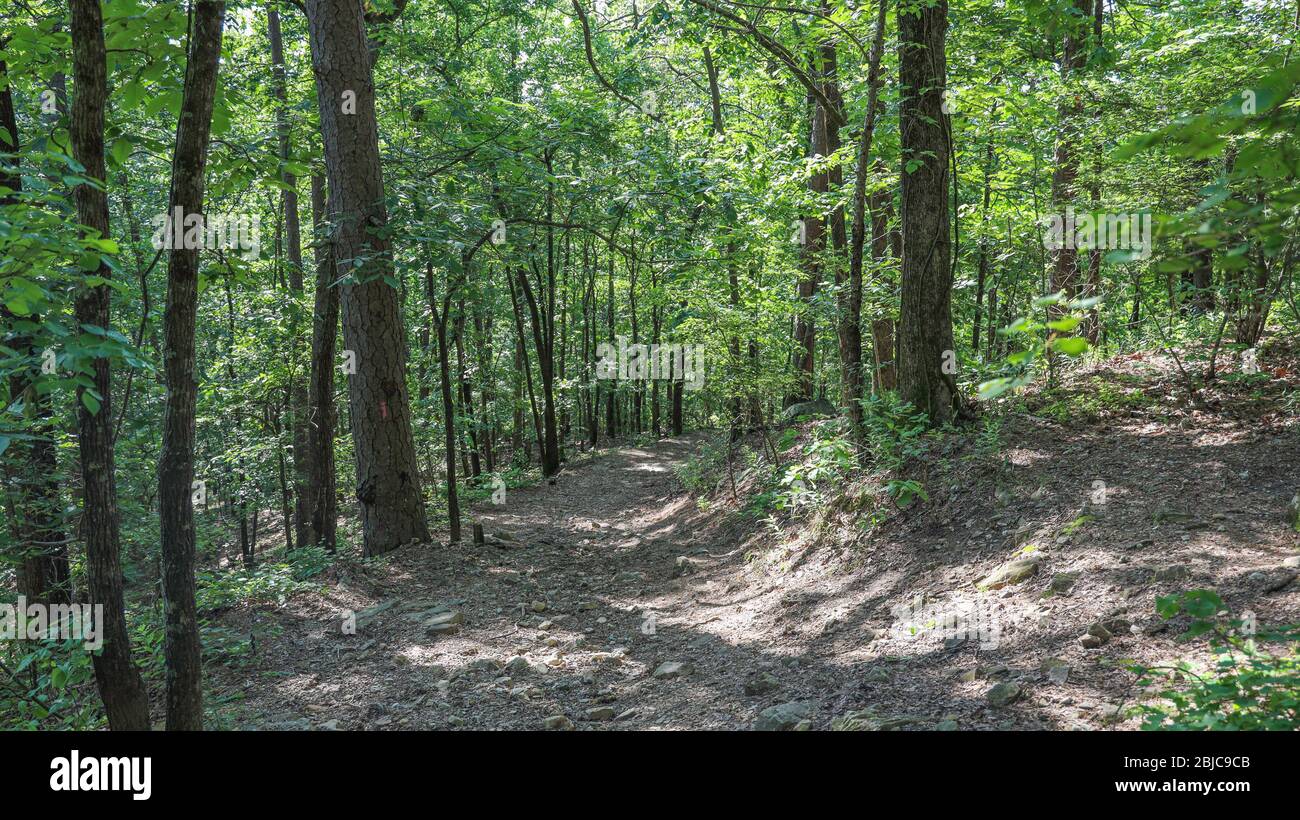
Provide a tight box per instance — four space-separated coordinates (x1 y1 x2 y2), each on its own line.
215 433 812 731
211 361 1300 730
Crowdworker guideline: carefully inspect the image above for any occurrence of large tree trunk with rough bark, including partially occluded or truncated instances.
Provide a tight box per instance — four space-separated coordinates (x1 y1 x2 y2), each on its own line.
68 0 152 731
306 0 429 555
897 0 957 424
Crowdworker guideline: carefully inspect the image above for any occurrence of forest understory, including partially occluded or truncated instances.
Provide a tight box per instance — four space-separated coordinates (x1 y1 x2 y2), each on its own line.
5 0 1300 738
204 351 1300 731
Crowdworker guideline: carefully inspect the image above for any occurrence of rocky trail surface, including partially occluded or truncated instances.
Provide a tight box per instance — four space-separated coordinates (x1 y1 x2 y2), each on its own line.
212 362 1300 730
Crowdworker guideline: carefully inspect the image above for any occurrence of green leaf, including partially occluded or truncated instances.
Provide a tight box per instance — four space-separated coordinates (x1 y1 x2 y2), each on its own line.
110 137 132 166
77 250 102 271
977 377 1014 400
1156 594 1181 619
1051 336 1089 356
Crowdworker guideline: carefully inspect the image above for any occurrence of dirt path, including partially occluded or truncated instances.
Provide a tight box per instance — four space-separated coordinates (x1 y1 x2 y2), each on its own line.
217 435 787 730
213 366 1300 729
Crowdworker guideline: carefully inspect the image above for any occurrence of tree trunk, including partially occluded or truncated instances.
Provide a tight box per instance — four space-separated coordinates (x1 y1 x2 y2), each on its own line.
845 0 887 436
790 85 826 407
703 45 747 437
972 134 996 351
868 161 895 393
474 306 496 471
68 0 152 731
605 246 617 438
671 378 684 435
267 3 310 550
157 0 225 731
306 173 339 551
1049 0 1093 321
515 263 560 476
454 300 481 478
305 0 429 555
1083 0 1105 343
897 0 957 424
871 317 897 393
432 293 460 544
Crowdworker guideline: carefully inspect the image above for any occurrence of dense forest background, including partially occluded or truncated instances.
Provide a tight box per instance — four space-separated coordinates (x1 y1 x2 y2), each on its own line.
2 0 1298 731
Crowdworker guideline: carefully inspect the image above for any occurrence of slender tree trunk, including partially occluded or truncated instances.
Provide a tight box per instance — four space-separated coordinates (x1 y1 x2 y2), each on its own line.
455 301 481 477
972 133 996 351
868 161 897 393
1049 0 1093 323
585 245 600 446
431 293 460 543
1083 0 1105 343
68 0 152 731
671 378 684 435
267 3 310 550
818 16 851 416
511 310 527 462
650 265 662 436
629 259 643 434
306 173 338 551
305 0 429 555
222 281 253 570
474 307 496 471
705 45 754 437
985 286 999 359
605 245 617 438
507 267 544 462
790 84 826 406
157 0 225 731
274 397 293 551
845 0 887 437
516 264 560 476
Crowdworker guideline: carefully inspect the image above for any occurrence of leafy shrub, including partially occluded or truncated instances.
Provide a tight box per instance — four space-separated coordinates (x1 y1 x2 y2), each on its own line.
772 424 855 511
884 478 928 508
0 637 101 730
858 392 930 469
673 436 738 493
1127 589 1300 730
979 292 1097 401
196 545 333 613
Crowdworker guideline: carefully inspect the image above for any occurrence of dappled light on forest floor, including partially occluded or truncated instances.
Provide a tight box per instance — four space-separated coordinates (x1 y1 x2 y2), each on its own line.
207 358 1300 729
